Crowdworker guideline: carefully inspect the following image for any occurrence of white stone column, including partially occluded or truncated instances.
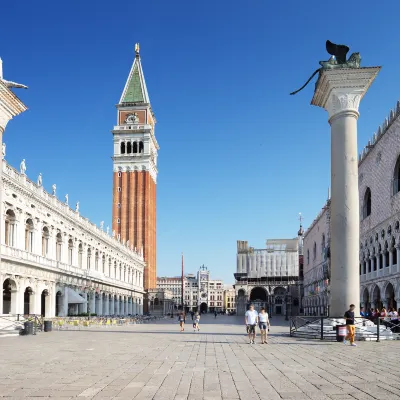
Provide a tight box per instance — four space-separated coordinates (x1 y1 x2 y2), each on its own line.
110 296 114 315
61 286 68 317
311 66 380 316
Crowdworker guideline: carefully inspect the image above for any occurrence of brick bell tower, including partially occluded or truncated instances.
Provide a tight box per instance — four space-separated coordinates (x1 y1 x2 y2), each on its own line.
112 43 159 291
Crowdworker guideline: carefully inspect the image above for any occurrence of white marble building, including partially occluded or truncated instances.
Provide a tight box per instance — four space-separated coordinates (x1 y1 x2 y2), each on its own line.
304 101 400 314
0 160 144 317
1 161 145 317
0 62 145 318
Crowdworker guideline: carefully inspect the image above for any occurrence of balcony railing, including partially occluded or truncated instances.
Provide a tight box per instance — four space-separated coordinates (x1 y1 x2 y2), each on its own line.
1 244 143 292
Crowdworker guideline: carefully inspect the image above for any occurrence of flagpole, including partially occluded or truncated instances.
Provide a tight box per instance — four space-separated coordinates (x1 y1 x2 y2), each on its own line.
181 253 184 311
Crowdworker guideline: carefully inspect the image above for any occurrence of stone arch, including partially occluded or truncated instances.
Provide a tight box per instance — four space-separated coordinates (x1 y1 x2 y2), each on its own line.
391 152 400 195
250 287 267 302
384 281 397 310
371 284 382 309
23 286 34 315
3 277 18 314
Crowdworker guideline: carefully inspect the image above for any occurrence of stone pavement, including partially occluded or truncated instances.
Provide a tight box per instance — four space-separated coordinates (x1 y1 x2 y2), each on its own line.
0 314 400 399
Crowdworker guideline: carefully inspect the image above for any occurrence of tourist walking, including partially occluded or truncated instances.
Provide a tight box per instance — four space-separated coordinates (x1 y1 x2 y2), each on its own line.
245 304 258 344
258 307 270 344
214 311 217 318
343 304 357 346
178 312 185 332
193 312 200 332
190 311 194 320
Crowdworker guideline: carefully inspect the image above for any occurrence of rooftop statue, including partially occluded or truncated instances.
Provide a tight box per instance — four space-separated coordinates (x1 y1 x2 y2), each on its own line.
0 58 28 89
290 40 361 95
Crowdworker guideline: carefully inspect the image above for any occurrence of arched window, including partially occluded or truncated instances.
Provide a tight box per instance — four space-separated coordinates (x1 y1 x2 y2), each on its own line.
392 238 397 265
68 238 73 264
139 141 144 153
87 247 91 270
95 251 99 271
393 155 400 195
119 264 122 280
108 258 111 276
321 234 325 257
307 249 310 265
5 210 16 247
124 267 126 282
133 142 138 153
102 255 106 273
127 142 132 154
121 142 126 154
313 242 317 260
25 219 34 252
39 227 48 257
114 261 117 278
363 188 372 218
78 243 83 267
56 232 62 262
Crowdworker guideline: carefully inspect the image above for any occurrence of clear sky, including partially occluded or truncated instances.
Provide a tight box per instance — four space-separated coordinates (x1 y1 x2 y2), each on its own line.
1 1 400 283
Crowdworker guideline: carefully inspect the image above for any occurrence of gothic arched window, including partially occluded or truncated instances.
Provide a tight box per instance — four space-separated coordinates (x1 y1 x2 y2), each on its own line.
121 142 126 154
393 155 400 195
139 141 144 153
363 188 372 219
127 142 132 154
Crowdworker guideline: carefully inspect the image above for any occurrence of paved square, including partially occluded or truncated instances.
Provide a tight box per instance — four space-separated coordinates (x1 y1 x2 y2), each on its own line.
0 315 399 399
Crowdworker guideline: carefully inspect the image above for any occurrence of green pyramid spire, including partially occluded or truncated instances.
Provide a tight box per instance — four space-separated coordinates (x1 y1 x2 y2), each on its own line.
120 48 150 104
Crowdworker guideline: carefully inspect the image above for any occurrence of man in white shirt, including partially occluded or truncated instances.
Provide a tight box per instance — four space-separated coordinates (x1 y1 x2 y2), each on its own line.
245 304 258 344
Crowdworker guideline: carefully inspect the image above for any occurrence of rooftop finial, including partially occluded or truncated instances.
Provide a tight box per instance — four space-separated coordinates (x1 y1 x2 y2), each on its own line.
298 212 304 236
135 43 140 56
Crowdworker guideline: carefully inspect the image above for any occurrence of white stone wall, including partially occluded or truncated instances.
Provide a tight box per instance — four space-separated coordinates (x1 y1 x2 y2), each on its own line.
302 203 330 315
1 161 145 317
358 109 400 306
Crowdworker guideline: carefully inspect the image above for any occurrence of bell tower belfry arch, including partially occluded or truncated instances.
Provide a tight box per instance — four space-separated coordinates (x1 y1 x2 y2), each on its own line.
112 44 159 290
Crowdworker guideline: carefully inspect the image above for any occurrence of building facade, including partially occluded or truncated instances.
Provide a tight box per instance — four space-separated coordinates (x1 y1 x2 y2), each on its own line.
224 286 236 313
112 45 158 291
2 161 145 317
234 239 301 316
156 266 224 313
302 198 331 316
0 56 145 318
304 101 400 314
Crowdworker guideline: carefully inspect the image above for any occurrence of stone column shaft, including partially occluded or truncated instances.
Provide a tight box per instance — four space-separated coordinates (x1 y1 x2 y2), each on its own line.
311 66 380 316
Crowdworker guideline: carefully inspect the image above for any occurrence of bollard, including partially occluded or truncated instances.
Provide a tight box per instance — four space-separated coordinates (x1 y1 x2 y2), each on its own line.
320 317 324 340
376 317 380 342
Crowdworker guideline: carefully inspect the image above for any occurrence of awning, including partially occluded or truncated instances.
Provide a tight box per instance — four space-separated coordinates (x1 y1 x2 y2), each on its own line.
67 288 86 304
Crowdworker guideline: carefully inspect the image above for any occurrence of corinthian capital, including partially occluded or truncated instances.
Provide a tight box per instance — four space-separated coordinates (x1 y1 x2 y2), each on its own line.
327 92 361 119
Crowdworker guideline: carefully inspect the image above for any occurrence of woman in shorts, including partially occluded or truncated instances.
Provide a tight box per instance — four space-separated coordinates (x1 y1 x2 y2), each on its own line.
193 312 200 332
178 312 185 332
258 307 270 344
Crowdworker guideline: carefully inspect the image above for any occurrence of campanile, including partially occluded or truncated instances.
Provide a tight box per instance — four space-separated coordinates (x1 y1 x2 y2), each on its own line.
112 44 158 290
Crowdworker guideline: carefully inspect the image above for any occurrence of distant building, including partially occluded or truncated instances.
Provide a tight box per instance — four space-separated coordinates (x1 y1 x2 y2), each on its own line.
224 286 236 313
156 266 224 313
234 237 302 316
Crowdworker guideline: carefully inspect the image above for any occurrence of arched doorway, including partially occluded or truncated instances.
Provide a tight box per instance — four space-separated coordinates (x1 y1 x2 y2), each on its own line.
250 287 267 311
55 291 62 316
237 289 246 315
372 285 382 310
41 289 49 317
3 278 17 314
362 287 370 311
274 287 286 315
200 302 208 313
385 282 397 310
24 287 34 315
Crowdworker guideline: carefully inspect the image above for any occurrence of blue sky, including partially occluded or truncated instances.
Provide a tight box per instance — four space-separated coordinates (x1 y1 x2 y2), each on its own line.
1 1 400 283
